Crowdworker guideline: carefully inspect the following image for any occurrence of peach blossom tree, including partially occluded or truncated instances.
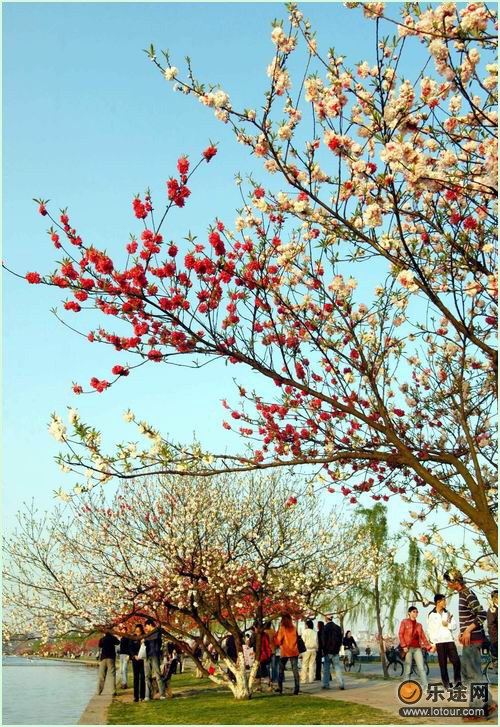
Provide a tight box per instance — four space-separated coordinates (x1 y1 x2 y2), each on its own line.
6 2 497 556
3 473 368 699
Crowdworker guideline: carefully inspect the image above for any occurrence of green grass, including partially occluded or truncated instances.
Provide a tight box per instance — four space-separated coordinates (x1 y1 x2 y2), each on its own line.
124 671 211 692
108 673 407 725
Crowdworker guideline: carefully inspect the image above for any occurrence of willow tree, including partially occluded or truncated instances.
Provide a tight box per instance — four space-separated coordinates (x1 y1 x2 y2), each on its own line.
353 503 405 678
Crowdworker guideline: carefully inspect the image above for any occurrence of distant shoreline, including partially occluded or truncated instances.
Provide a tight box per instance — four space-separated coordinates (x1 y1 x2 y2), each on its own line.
3 655 98 668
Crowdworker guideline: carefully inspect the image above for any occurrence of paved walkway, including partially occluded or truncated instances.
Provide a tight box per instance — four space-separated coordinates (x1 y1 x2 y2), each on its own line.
78 665 115 725
296 675 497 725
84 665 498 725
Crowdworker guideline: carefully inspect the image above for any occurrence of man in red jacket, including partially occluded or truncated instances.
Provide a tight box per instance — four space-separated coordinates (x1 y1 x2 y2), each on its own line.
399 606 435 690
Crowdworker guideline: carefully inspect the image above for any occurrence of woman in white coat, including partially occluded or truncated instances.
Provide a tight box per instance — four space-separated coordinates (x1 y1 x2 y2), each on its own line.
300 619 318 684
428 593 462 689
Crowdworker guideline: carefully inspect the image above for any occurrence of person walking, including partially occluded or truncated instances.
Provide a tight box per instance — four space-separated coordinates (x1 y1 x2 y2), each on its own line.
144 619 166 700
118 628 131 689
320 614 344 690
487 590 498 659
275 614 300 695
427 593 461 689
399 606 434 691
300 619 318 684
343 631 358 667
97 630 119 696
315 621 324 681
129 624 146 702
444 569 497 720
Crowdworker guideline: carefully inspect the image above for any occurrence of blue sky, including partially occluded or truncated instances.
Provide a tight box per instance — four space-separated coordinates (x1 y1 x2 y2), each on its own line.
2 0 463 580
3 2 386 522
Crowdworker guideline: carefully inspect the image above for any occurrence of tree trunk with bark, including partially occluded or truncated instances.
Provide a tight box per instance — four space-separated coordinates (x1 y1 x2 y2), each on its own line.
222 654 258 700
374 578 389 679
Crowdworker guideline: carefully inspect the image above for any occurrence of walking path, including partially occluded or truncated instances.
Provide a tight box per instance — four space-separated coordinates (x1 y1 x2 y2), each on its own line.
78 665 115 725
82 663 498 725
297 675 498 725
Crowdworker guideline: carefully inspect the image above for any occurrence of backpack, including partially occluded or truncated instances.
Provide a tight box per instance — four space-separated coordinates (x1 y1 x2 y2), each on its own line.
297 635 307 654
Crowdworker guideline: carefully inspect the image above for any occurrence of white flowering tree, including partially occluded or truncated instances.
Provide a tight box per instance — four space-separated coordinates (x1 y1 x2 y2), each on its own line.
8 2 497 558
3 473 369 699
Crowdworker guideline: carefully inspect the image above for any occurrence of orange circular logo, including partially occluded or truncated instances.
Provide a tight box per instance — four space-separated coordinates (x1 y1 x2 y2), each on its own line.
398 680 423 704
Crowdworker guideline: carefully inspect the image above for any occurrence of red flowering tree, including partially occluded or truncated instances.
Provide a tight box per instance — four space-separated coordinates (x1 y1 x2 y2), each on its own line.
3 474 368 699
5 2 497 557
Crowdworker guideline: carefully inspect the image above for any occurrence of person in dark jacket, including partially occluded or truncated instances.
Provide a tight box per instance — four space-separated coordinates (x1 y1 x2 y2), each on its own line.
224 633 238 683
320 615 344 690
97 631 119 695
343 631 358 666
487 590 498 659
129 624 146 702
144 619 166 700
315 621 324 681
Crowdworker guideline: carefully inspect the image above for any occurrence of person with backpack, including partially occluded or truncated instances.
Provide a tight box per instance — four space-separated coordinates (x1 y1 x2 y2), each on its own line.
275 614 300 695
399 606 434 690
320 614 344 690
427 593 461 689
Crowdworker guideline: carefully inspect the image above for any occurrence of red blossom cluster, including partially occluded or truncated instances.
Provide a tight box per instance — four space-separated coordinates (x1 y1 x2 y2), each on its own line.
167 178 191 207
14 1 498 542
132 196 151 219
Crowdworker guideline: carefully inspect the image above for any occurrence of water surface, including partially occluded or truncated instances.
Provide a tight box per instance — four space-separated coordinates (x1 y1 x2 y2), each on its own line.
2 656 98 725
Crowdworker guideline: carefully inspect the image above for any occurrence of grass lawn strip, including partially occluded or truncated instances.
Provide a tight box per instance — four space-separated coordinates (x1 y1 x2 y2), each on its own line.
108 673 408 725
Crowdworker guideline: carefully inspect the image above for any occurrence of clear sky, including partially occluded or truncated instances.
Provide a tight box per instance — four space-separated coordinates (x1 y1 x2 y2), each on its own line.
2 0 464 587
3 2 387 520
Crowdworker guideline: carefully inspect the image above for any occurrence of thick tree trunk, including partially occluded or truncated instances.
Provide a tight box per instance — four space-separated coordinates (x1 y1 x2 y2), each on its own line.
374 579 388 679
224 654 256 700
232 668 252 700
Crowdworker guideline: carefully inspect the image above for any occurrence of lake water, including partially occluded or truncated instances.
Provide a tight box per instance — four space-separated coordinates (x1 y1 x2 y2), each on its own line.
2 656 98 725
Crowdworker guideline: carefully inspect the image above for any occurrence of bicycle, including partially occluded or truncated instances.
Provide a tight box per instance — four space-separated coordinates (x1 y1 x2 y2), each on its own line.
342 650 362 673
385 647 404 677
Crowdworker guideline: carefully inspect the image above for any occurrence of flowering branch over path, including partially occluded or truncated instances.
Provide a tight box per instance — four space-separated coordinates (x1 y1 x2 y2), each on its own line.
6 2 497 553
